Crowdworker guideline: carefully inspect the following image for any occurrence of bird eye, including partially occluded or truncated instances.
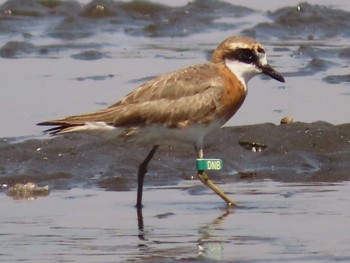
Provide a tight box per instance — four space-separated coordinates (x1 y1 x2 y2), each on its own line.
257 46 265 54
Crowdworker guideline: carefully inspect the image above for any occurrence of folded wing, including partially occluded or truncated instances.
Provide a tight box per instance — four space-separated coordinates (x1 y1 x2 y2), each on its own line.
38 63 225 135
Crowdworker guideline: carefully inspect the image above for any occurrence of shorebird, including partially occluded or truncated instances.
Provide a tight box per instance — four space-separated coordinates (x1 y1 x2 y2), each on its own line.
38 36 285 208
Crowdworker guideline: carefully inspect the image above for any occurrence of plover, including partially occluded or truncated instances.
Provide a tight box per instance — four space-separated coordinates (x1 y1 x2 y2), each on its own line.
38 36 285 207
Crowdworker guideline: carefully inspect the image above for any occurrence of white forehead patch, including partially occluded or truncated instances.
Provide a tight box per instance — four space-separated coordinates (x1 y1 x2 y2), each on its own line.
228 42 250 50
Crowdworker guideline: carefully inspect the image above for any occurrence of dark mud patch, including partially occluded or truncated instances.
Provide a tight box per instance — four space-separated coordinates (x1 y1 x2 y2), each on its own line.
286 58 334 77
243 2 350 40
0 41 37 58
71 50 110 60
74 74 115 81
1 122 349 194
323 74 350 84
0 0 81 17
0 40 102 58
0 0 254 39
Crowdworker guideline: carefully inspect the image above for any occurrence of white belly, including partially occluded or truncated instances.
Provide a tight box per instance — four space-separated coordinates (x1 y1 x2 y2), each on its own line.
71 120 223 148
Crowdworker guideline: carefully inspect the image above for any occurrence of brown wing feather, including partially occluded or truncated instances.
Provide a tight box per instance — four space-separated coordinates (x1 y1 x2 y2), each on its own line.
110 63 223 106
111 86 223 128
37 63 225 133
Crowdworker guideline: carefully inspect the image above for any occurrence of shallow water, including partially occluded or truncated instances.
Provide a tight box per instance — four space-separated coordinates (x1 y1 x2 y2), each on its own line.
1 0 350 262
1 181 350 262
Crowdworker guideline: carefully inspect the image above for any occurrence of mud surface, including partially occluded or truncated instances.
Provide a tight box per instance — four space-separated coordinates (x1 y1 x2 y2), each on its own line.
1 122 350 193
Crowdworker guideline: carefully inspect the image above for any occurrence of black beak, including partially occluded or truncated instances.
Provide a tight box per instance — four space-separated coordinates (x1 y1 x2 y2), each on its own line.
260 64 285 83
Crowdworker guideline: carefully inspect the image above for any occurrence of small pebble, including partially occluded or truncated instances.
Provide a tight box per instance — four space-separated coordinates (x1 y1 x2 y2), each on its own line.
280 116 293 124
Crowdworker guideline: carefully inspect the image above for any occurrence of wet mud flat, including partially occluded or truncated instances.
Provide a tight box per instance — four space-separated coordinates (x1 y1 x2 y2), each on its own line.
1 121 350 192
1 122 350 262
0 122 350 191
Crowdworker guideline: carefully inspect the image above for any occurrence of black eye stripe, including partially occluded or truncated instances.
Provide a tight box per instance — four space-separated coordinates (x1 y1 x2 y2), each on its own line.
226 48 259 64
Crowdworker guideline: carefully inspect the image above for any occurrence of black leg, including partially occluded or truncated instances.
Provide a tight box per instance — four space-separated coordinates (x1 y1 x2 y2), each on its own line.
136 145 159 208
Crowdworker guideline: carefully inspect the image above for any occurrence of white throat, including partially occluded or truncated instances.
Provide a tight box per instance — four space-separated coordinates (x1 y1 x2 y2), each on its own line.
224 58 262 91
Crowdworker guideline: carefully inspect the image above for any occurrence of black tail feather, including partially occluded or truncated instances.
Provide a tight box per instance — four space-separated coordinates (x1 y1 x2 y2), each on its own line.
37 122 81 136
